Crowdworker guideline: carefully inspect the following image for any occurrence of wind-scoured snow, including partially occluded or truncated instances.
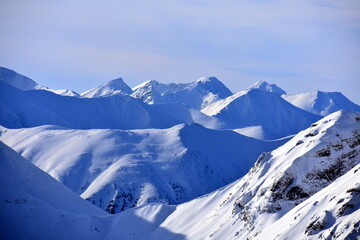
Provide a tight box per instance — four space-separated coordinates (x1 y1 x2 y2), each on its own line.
202 89 321 138
131 77 232 109
0 124 287 213
82 78 133 98
283 90 360 116
257 164 360 239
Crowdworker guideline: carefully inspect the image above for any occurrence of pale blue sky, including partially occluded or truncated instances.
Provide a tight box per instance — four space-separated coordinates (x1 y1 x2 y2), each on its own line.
1 0 359 103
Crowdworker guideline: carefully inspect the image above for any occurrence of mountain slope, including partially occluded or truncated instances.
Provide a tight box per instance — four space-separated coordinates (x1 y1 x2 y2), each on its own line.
0 124 287 213
144 110 360 239
131 77 233 109
257 163 360 239
202 89 321 138
283 90 360 116
82 77 133 97
0 81 219 129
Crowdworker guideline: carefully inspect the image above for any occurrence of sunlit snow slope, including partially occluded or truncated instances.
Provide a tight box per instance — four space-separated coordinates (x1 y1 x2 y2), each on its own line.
283 90 360 116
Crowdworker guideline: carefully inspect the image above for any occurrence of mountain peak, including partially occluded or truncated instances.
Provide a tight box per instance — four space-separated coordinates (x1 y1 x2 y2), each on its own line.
0 67 44 90
196 76 220 84
81 77 132 98
247 80 286 95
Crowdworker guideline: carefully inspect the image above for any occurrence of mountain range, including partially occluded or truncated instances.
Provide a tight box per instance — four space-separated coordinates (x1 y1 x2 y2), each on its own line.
0 66 359 239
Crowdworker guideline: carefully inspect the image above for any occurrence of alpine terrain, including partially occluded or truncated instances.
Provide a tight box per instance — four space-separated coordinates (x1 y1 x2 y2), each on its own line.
0 66 359 239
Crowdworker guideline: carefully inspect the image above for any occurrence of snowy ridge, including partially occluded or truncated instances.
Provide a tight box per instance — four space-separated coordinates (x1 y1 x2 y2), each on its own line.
246 80 286 95
82 77 133 97
0 124 287 213
0 81 220 130
131 77 233 109
202 89 321 138
283 90 360 116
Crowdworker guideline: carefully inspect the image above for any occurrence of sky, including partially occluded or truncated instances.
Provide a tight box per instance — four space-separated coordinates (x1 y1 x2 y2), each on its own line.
1 0 360 103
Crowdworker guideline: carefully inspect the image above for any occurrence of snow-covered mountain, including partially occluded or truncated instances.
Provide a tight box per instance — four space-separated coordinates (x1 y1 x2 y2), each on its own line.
283 90 360 116
0 141 188 240
202 88 321 138
140 110 360 239
0 81 219 129
0 66 45 90
0 67 79 96
0 124 287 213
246 80 286 95
82 77 133 97
1 107 359 239
131 77 233 109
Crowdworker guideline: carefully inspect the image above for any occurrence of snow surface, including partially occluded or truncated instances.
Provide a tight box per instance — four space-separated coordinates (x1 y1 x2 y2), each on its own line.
283 90 360 116
131 77 233 109
82 77 133 97
0 124 287 213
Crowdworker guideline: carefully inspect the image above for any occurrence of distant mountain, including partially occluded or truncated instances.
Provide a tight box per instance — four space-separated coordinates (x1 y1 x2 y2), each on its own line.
82 78 133 97
131 77 233 109
1 123 287 213
246 80 286 95
283 90 360 116
0 67 44 90
202 89 321 138
142 110 360 239
0 67 79 96
0 81 218 129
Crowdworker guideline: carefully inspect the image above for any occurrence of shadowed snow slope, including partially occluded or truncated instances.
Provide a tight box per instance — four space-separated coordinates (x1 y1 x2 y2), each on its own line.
283 90 360 116
202 89 321 138
0 67 44 90
0 81 220 129
0 142 187 240
143 110 360 239
131 77 232 109
0 124 287 213
82 77 133 97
